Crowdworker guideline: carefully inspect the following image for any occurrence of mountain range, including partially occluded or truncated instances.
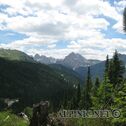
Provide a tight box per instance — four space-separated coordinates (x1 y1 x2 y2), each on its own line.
34 52 126 80
76 53 126 79
0 48 126 112
34 52 101 69
34 54 57 64
0 48 126 82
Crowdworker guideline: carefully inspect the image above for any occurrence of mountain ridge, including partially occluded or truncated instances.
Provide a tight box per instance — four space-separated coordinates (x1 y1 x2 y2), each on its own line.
0 48 35 62
34 52 101 69
0 48 126 81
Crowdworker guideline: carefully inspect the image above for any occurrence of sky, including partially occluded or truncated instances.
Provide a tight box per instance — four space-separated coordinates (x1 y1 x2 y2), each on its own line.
0 0 126 60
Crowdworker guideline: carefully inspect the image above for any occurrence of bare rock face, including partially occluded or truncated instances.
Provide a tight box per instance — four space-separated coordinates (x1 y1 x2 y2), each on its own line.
29 101 49 126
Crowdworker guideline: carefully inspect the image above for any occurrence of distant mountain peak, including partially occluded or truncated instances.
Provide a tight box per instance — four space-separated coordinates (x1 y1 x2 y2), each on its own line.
65 52 87 60
34 54 57 64
34 54 40 58
34 52 101 69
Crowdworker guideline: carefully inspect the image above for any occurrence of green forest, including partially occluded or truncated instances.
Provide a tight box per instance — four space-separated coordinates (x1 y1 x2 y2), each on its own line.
60 50 126 126
0 49 126 126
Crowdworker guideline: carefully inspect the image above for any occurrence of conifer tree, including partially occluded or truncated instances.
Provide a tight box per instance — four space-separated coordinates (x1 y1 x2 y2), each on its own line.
93 75 113 109
95 77 100 89
92 77 100 96
91 77 100 108
92 56 113 109
84 67 92 109
105 55 109 74
100 75 113 109
86 67 92 92
76 83 81 108
108 50 125 87
113 82 126 125
79 86 85 109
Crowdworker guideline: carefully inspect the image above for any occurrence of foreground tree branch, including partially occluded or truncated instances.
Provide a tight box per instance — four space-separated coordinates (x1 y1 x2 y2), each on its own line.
123 7 126 32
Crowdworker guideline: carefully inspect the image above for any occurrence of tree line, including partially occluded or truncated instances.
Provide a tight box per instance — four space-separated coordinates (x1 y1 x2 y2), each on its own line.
62 50 126 126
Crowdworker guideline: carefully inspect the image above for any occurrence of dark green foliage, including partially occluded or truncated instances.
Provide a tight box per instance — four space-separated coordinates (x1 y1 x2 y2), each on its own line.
49 64 81 84
108 50 125 87
70 83 81 109
92 76 113 109
99 76 113 109
0 58 76 112
123 7 126 32
94 77 100 89
23 107 33 120
76 83 81 108
112 83 126 125
91 51 125 126
86 67 93 93
105 55 109 74
92 77 100 98
83 67 93 109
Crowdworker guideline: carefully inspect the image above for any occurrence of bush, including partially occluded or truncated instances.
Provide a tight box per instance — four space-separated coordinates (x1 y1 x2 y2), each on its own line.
0 111 29 126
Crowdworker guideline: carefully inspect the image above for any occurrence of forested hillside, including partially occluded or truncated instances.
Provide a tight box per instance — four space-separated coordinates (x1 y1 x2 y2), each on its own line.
0 49 126 126
0 57 79 112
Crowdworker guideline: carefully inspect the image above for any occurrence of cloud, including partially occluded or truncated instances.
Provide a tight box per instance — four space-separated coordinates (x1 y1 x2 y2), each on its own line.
114 0 126 13
0 0 125 60
47 44 56 49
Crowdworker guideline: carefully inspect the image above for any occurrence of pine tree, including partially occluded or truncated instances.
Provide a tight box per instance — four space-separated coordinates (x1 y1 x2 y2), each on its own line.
92 56 114 109
108 50 125 87
84 67 92 109
76 83 81 108
62 90 68 109
95 77 100 89
91 77 100 108
105 55 109 74
100 75 114 109
113 82 126 125
92 77 100 96
93 75 113 109
79 89 84 109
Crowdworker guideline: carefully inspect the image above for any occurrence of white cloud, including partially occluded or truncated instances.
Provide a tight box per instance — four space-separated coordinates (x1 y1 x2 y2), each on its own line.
114 0 126 13
47 44 56 49
112 16 124 33
0 0 125 60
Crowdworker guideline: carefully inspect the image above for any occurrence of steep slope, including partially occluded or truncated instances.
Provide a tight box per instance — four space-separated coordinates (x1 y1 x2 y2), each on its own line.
119 54 126 64
56 52 101 69
34 54 56 64
56 52 87 69
0 58 76 111
75 61 105 80
34 52 101 69
75 54 126 80
0 48 35 62
49 64 82 82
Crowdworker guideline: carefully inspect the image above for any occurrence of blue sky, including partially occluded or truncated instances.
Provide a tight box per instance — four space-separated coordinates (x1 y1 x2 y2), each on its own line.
0 0 125 60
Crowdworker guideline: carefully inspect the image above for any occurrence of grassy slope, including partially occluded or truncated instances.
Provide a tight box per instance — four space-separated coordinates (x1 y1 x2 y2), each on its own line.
0 111 28 126
0 48 35 62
